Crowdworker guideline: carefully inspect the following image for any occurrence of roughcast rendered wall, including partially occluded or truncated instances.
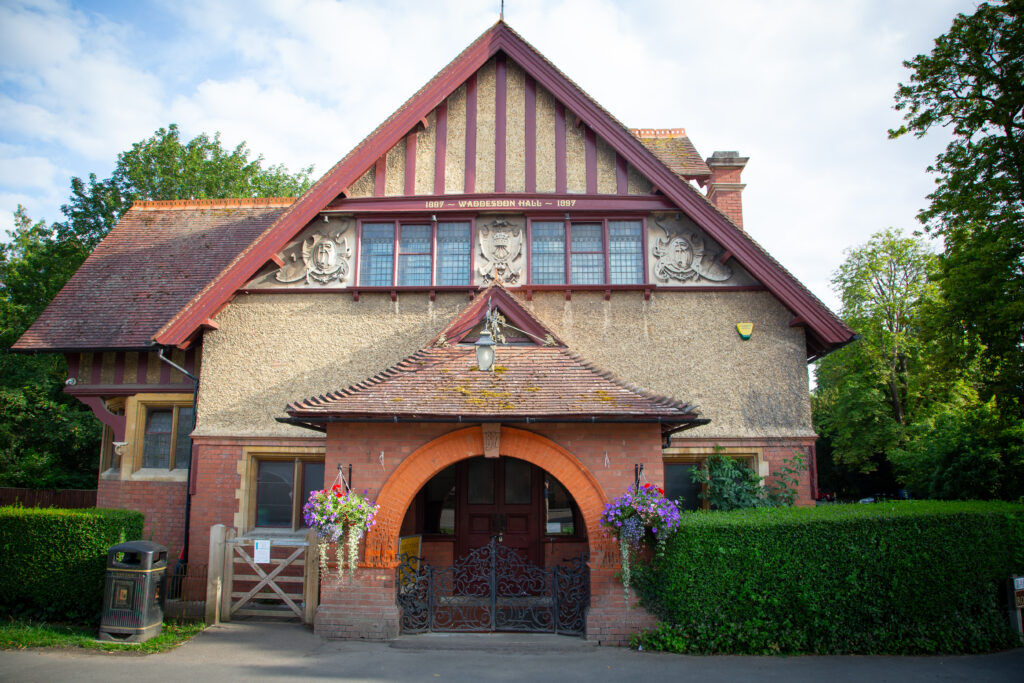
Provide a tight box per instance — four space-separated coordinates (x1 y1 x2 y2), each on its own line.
195 290 812 440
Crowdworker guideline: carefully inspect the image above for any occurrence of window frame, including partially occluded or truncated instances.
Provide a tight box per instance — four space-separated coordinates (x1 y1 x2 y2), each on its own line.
356 217 476 288
242 447 327 534
123 392 194 481
662 446 766 511
526 215 647 287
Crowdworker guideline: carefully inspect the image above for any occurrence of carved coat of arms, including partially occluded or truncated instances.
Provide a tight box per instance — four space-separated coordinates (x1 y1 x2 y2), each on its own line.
477 216 523 285
275 230 352 285
652 217 732 283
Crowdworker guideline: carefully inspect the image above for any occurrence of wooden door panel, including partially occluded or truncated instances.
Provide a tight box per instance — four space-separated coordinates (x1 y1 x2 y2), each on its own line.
468 514 493 534
505 513 530 534
457 456 542 566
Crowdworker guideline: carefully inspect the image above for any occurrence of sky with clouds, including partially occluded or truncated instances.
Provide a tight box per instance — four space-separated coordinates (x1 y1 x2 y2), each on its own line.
0 0 979 311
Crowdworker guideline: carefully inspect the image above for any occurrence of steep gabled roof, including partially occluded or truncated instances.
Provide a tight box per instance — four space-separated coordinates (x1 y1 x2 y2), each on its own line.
152 20 853 357
429 283 564 348
12 199 292 351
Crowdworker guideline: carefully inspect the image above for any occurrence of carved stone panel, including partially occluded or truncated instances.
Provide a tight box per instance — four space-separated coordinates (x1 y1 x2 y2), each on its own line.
647 213 758 286
246 217 356 288
476 214 525 286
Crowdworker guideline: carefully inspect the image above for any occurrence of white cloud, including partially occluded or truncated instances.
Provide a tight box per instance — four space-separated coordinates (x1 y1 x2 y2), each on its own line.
0 0 978 311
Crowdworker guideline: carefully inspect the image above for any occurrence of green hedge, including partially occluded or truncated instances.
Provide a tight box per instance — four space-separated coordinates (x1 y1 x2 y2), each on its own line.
0 506 145 622
633 501 1024 654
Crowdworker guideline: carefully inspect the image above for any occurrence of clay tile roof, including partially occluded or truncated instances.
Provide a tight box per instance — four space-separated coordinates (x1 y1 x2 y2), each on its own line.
631 129 710 180
12 199 293 351
285 346 703 425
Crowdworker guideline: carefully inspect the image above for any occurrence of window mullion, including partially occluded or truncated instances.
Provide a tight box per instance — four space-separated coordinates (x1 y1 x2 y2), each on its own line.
168 407 179 470
564 220 571 286
430 218 437 287
391 221 399 287
603 219 611 285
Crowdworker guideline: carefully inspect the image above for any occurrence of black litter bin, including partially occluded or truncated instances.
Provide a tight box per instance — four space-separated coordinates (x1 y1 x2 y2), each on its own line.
98 540 167 642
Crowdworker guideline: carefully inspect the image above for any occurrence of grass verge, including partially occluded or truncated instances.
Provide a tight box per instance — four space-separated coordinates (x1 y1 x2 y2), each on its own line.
0 618 204 653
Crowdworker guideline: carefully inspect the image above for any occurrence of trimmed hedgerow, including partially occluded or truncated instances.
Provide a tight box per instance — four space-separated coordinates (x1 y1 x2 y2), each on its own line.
0 506 144 622
633 501 1024 654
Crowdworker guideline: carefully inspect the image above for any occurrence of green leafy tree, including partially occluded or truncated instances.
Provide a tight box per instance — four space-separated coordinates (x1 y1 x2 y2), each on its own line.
813 229 939 476
1 125 314 488
60 123 313 249
0 208 98 487
892 394 1024 499
890 0 1024 421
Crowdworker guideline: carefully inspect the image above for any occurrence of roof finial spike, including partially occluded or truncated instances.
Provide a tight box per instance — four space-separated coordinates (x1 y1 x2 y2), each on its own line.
500 0 504 21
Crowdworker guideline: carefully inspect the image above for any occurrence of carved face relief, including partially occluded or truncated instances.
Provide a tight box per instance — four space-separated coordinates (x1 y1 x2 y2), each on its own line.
652 216 732 284
275 229 352 285
478 216 524 285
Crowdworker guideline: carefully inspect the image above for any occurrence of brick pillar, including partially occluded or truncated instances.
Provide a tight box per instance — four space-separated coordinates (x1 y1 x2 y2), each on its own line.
315 566 402 640
705 151 749 229
586 566 659 645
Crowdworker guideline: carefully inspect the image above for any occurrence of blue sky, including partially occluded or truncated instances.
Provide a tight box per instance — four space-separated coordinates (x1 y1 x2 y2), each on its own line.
0 0 978 310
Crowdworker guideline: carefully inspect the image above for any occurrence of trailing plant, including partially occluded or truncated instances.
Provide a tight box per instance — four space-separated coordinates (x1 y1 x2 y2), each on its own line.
600 483 681 600
303 484 378 581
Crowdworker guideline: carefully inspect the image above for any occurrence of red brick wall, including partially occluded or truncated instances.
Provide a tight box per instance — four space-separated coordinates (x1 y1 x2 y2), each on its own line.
97 478 187 562
186 436 326 564
317 422 666 643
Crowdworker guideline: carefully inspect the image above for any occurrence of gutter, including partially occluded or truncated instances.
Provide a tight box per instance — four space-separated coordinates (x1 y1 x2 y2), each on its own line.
156 347 199 574
277 413 711 433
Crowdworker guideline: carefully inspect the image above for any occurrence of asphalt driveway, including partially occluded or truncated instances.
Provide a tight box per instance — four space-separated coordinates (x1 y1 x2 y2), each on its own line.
1 622 1022 682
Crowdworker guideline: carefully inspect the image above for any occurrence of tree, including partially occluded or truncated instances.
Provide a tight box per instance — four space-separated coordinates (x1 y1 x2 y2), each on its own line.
0 208 100 487
890 0 1024 421
60 124 313 249
813 229 939 477
1 125 314 488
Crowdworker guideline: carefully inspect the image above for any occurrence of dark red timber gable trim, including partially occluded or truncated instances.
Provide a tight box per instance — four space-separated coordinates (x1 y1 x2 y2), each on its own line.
495 52 507 193
153 20 852 353
434 100 447 195
429 283 565 348
465 72 478 194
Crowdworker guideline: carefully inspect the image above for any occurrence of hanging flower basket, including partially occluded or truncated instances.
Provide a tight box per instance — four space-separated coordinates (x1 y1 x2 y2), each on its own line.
600 483 681 600
303 484 379 581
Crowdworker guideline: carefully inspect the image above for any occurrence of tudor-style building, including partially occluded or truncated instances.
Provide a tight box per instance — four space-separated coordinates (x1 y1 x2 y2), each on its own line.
14 22 853 642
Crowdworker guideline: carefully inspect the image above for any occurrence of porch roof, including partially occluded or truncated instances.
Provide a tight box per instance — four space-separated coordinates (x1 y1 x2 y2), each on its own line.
281 345 706 429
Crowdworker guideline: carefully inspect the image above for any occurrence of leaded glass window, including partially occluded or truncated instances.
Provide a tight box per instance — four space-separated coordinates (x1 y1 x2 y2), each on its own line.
609 220 644 284
359 223 394 286
569 223 604 284
436 222 471 285
398 224 431 286
531 221 565 284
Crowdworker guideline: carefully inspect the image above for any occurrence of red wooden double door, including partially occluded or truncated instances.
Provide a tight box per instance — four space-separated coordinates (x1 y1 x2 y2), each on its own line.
456 456 543 566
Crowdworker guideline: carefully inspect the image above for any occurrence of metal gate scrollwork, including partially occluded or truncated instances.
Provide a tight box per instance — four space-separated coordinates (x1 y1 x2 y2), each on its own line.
396 538 589 636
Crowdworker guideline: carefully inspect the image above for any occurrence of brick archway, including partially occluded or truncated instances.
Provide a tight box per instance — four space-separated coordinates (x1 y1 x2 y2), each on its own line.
364 426 612 567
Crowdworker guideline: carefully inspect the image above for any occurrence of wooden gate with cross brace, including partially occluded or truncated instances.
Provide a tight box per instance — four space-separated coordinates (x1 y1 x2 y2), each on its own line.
205 525 319 624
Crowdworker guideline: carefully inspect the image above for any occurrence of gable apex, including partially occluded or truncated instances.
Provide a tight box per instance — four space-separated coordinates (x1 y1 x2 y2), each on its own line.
430 284 564 348
153 20 853 358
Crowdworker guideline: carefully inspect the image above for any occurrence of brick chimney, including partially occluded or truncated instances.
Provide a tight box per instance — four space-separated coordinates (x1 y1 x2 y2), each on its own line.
704 151 749 229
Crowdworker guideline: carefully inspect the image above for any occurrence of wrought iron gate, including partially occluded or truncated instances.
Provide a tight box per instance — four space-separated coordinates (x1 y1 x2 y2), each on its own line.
396 538 589 636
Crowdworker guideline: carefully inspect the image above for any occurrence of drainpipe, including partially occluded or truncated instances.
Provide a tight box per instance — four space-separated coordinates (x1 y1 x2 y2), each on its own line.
157 347 199 573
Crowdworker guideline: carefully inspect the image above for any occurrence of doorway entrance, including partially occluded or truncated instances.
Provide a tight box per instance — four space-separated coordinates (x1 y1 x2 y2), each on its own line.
397 455 590 634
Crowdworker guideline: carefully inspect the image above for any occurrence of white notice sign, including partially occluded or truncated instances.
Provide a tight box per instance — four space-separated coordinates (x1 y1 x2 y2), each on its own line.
1015 577 1024 591
254 540 271 564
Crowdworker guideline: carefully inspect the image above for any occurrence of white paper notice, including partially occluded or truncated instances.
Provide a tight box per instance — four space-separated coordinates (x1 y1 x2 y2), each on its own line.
254 540 271 564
